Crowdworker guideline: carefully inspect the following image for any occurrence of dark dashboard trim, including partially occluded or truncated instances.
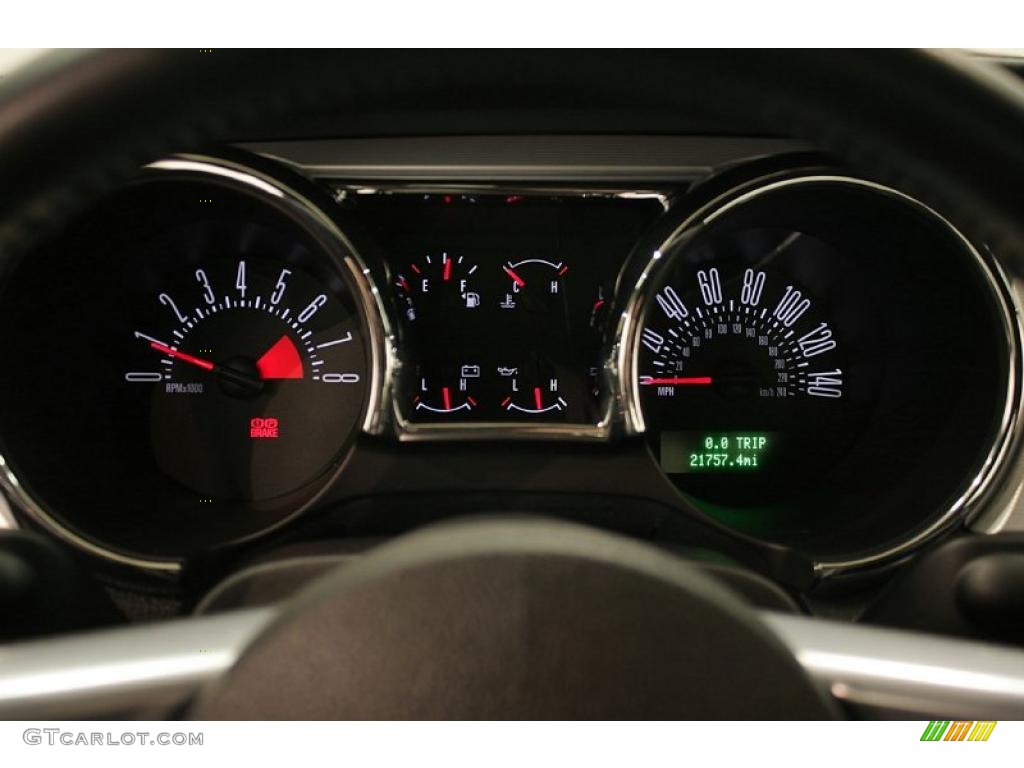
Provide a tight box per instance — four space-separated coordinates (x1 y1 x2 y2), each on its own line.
241 135 812 183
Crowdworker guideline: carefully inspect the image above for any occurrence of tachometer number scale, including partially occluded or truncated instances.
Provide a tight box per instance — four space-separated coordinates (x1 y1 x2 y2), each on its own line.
127 258 366 502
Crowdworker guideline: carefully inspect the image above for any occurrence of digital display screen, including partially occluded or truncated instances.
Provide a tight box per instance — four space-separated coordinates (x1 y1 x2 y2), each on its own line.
660 431 777 473
345 191 662 422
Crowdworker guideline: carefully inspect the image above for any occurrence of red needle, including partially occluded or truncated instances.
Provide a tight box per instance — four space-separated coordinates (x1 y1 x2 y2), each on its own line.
443 258 452 282
443 386 452 411
640 376 714 385
504 265 526 288
151 337 301 382
150 342 214 371
534 387 543 410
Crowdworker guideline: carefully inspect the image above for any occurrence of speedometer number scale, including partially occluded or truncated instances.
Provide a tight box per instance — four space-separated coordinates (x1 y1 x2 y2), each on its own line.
641 269 843 404
638 264 847 482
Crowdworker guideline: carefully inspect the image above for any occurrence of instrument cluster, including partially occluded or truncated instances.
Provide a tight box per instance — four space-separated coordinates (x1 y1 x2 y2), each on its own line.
0 151 1018 580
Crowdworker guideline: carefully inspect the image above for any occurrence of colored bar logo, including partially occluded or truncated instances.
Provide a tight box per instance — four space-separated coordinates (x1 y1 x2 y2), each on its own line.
921 721 997 741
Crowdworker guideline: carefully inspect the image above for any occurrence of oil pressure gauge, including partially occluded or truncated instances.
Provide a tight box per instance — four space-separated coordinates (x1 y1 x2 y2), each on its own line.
497 363 569 416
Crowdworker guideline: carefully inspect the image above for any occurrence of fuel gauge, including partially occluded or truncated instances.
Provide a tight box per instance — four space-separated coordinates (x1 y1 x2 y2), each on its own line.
396 252 481 322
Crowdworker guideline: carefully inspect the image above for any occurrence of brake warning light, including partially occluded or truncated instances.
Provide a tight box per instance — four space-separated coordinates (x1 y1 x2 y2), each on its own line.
250 417 279 439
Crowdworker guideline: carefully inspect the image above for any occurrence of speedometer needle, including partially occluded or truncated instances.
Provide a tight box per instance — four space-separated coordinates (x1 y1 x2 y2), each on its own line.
639 376 714 385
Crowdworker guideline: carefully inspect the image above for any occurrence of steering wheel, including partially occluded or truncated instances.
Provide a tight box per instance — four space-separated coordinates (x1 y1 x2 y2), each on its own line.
1 49 1023 719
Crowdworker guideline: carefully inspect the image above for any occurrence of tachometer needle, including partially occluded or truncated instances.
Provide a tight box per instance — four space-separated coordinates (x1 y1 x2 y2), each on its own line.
149 341 261 390
150 342 214 371
504 265 526 288
639 376 714 385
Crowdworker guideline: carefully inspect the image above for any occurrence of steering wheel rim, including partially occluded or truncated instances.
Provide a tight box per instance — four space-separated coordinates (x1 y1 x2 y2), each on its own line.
188 517 838 719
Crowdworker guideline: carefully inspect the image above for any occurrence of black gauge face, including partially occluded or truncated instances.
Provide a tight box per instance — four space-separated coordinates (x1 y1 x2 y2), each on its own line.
637 231 876 503
136 258 364 502
359 192 662 426
498 357 570 416
633 179 1011 561
0 173 371 557
393 246 585 423
499 257 570 314
394 245 584 424
395 252 481 321
411 361 481 416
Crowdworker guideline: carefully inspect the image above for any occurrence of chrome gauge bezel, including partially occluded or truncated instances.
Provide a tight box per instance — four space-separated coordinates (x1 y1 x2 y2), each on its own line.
0 155 393 573
346 182 669 443
615 173 1024 575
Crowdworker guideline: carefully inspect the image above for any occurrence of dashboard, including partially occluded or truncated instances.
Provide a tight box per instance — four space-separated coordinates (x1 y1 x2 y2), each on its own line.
0 136 1020 598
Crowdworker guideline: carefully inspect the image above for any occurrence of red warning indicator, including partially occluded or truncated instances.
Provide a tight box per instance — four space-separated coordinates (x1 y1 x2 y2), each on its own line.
250 417 279 439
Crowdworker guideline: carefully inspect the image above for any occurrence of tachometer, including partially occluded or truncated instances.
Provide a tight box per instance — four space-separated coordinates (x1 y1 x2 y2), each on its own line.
0 157 381 564
129 257 365 503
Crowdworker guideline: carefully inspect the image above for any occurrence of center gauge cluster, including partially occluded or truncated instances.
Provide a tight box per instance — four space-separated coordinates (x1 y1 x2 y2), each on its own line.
337 190 664 436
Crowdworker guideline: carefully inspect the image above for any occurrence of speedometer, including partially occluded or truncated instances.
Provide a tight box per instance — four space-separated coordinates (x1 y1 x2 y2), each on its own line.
624 174 1017 567
635 230 874 505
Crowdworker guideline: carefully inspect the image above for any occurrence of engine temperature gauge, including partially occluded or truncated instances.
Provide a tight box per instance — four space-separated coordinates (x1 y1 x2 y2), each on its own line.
498 258 568 311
